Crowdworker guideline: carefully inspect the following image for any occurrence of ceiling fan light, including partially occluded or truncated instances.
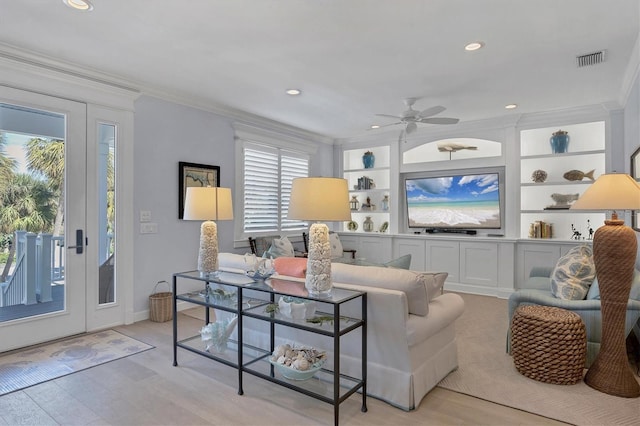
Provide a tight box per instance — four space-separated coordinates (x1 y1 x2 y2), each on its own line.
406 122 418 134
465 41 484 51
63 0 94 11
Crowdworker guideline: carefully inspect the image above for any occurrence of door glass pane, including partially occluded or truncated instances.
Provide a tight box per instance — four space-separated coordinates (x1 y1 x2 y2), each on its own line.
98 123 115 304
0 104 66 322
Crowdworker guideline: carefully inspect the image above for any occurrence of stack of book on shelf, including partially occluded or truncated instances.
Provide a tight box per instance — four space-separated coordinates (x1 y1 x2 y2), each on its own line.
529 221 553 239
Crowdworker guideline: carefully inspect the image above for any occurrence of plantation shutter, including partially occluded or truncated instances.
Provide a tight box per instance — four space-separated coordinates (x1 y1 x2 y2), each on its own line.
281 150 309 231
243 143 309 233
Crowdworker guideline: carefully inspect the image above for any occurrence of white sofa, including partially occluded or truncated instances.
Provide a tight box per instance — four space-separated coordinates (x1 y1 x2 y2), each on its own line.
216 253 465 411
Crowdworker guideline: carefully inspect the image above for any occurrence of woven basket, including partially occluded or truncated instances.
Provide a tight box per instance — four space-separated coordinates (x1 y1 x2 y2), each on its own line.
510 305 586 385
149 280 173 322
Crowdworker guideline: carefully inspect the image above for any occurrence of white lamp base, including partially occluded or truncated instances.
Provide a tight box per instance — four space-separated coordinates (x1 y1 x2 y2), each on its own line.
305 223 332 297
198 220 219 276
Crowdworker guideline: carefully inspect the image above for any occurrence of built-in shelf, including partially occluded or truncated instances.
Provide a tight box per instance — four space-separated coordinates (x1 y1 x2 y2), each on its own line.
520 121 606 239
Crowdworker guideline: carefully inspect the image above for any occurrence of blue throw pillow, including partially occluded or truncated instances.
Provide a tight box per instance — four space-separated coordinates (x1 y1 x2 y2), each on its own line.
384 254 412 270
586 278 600 300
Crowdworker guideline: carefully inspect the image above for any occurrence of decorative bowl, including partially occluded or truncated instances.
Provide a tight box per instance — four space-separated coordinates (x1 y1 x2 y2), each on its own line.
269 358 324 381
245 270 274 281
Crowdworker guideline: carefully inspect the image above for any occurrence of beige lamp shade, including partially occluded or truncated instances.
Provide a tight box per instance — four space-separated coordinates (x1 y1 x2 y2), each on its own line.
570 173 640 211
183 186 234 221
287 177 351 221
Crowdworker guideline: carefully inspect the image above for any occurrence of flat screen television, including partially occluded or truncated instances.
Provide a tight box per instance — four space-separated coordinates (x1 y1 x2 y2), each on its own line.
405 172 501 230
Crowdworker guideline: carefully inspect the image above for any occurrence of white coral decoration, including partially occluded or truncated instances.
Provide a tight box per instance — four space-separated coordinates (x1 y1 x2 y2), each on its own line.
306 223 332 295
200 316 237 353
198 221 219 273
270 345 326 371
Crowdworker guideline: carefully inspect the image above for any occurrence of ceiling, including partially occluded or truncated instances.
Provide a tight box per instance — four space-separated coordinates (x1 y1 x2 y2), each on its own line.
0 1 638 140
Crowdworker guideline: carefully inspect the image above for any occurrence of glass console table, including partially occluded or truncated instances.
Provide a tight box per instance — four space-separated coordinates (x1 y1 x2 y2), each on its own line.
172 271 367 425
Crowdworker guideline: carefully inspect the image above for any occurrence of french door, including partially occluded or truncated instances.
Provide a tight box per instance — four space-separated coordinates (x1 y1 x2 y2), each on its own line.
0 86 88 351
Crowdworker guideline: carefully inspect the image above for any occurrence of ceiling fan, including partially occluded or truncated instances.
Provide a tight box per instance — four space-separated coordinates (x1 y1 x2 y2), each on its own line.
375 97 459 138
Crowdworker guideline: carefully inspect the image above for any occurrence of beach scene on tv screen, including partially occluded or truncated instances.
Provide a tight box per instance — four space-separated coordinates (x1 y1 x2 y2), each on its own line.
406 174 501 228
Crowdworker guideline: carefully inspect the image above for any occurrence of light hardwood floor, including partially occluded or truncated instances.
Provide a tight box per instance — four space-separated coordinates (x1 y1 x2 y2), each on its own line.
0 313 568 426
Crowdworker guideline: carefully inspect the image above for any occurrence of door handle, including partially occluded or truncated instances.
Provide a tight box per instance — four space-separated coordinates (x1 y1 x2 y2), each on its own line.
66 229 84 254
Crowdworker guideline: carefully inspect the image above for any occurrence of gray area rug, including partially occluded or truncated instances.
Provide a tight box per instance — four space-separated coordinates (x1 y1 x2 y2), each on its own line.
0 330 153 395
438 293 640 425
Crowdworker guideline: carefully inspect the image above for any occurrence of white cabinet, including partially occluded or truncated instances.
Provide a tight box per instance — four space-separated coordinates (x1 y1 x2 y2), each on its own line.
337 233 392 265
342 146 392 234
425 238 516 297
520 121 606 240
425 240 460 283
516 241 587 289
393 237 426 271
459 242 498 287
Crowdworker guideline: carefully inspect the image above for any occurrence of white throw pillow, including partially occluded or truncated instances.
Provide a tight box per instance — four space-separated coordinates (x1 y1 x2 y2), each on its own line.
550 245 596 300
420 272 448 301
329 232 343 259
331 262 429 316
265 236 295 258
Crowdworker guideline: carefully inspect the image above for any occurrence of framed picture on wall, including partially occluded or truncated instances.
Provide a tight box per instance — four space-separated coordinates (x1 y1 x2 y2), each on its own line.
631 147 640 231
178 161 220 219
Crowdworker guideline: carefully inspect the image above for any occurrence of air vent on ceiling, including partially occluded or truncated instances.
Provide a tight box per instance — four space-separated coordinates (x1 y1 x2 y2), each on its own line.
576 50 606 67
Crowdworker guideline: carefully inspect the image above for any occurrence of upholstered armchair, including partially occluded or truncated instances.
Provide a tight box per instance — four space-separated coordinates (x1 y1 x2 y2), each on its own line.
507 266 640 367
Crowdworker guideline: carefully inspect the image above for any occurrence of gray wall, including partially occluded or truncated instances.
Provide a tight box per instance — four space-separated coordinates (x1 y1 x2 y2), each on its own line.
132 95 333 315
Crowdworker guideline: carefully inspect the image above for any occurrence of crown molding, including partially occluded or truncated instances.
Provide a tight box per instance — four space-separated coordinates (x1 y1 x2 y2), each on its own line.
514 104 617 129
0 43 333 145
619 33 640 108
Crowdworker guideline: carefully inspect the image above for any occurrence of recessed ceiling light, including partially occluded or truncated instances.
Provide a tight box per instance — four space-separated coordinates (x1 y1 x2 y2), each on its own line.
464 41 484 51
285 89 301 96
370 125 380 129
505 104 518 109
62 0 94 11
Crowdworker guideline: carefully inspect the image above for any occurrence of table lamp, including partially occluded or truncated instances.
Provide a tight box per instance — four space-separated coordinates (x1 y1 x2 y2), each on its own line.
183 186 234 276
570 172 640 397
288 177 351 296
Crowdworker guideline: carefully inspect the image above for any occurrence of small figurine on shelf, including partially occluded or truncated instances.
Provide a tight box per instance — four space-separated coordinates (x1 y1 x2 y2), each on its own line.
587 220 594 240
361 196 375 211
571 224 582 240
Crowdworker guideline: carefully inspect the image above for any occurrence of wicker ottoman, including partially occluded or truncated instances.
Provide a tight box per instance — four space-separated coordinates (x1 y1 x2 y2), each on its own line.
510 305 586 385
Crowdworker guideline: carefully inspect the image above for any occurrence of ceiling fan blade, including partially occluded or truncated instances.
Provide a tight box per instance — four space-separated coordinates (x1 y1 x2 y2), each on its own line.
406 122 418 134
419 117 460 125
418 105 446 118
375 113 403 120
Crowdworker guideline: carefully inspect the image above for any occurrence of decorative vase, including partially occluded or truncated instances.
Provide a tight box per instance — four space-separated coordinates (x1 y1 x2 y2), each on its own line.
550 130 569 154
381 194 389 211
363 216 374 232
362 151 375 168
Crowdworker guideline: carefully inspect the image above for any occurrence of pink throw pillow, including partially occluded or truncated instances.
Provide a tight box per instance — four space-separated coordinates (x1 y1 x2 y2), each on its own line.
274 257 307 278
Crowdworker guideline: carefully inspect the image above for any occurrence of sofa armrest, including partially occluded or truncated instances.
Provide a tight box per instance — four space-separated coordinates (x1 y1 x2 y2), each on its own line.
508 289 603 321
529 266 553 278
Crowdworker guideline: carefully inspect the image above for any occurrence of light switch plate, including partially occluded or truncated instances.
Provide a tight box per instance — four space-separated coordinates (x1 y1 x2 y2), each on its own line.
140 210 151 222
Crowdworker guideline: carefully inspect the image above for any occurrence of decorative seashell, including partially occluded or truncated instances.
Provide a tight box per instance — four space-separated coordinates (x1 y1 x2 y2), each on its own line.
293 358 310 371
284 359 293 366
277 355 286 364
531 169 547 183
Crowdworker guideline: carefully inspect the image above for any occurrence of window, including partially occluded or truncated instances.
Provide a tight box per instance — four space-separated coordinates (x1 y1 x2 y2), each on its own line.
242 142 309 234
